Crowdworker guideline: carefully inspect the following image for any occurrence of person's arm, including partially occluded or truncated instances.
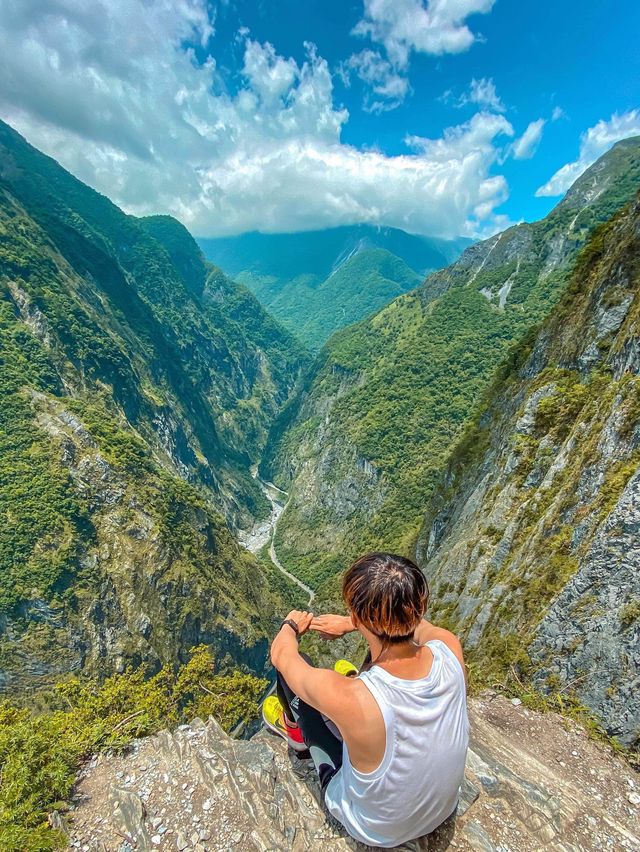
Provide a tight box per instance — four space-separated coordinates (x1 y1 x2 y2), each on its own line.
271 610 355 723
309 613 356 639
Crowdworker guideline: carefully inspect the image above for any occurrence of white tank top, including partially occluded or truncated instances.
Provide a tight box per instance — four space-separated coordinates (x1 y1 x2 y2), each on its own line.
324 640 469 848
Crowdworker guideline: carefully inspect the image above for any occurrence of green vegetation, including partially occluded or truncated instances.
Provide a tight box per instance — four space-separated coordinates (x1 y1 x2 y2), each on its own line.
0 117 304 486
265 136 640 585
199 226 469 349
273 534 345 588
0 280 88 611
0 123 307 852
256 546 310 610
0 647 267 852
268 248 421 348
236 247 422 349
0 118 303 686
620 600 640 626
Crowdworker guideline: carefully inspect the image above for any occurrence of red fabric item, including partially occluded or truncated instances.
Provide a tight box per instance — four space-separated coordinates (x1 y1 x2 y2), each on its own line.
283 715 305 748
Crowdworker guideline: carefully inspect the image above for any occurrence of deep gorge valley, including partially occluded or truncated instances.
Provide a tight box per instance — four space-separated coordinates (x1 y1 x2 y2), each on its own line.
1 119 639 849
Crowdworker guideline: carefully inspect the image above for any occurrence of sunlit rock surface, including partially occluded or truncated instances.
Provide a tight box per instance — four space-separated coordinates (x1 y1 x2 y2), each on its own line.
66 696 639 851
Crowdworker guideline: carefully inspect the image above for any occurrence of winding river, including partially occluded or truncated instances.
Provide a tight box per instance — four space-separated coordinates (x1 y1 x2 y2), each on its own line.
239 470 315 605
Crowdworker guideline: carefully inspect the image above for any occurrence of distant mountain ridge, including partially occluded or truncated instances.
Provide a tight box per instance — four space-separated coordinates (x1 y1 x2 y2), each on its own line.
199 224 469 279
199 225 471 348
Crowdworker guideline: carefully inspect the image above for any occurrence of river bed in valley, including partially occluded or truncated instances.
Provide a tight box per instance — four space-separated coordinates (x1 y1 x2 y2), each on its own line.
239 470 315 604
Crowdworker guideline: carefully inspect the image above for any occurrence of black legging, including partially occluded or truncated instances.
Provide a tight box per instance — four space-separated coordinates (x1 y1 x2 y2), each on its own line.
276 653 343 790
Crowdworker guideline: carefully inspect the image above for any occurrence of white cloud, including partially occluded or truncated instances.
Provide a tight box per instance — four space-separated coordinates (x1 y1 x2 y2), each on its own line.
339 50 410 113
510 118 545 160
551 106 565 122
536 109 640 197
445 77 505 112
406 111 513 159
242 40 298 104
466 78 505 112
0 0 513 238
353 0 496 68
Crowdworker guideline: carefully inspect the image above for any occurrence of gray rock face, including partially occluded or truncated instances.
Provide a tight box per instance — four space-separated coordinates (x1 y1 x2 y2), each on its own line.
263 368 389 560
417 197 640 745
0 395 273 693
66 697 640 851
530 469 640 742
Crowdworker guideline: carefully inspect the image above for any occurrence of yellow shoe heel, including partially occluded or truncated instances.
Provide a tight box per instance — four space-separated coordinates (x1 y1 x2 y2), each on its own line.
334 659 358 677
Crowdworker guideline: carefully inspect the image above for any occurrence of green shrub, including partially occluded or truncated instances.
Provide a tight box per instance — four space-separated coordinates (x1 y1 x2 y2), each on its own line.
0 647 267 851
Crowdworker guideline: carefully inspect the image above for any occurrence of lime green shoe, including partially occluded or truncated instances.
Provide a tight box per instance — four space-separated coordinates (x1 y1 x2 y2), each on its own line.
334 659 358 677
262 695 307 752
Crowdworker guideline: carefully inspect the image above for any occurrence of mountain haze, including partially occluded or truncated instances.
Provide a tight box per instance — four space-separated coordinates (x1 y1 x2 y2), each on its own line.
199 225 470 348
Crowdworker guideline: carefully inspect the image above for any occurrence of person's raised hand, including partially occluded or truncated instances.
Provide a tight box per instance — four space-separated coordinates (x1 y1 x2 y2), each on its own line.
284 610 314 636
309 613 354 640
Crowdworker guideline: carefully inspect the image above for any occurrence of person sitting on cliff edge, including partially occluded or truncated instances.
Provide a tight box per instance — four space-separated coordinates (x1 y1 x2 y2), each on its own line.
263 552 469 848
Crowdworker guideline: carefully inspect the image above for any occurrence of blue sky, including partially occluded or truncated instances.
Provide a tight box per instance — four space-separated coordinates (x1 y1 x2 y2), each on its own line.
1 1 639 239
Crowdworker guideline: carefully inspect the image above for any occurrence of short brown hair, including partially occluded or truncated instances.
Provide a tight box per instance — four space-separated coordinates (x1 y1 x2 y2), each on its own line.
342 552 429 643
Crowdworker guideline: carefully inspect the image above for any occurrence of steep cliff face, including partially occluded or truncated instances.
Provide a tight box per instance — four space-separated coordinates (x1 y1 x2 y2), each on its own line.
0 120 306 521
417 197 640 746
264 138 640 589
0 121 305 688
0 393 277 691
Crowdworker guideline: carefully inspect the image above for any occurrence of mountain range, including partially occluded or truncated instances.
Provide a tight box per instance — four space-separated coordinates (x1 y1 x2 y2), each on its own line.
264 136 640 585
199 225 470 349
2 114 640 852
1 117 639 775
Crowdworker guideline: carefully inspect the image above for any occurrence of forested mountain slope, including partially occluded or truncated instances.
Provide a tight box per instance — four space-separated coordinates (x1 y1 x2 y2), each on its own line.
254 247 422 350
417 195 640 746
199 225 469 348
263 137 640 588
0 120 305 690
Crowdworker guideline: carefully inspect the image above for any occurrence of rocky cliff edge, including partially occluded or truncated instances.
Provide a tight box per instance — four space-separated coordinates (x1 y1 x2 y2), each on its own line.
64 696 639 852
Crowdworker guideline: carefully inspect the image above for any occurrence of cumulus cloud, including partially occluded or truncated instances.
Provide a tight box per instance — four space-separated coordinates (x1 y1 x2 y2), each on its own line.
405 111 514 227
551 106 565 122
510 118 545 160
536 109 640 197
345 2 497 115
339 50 410 113
0 0 512 238
353 0 496 68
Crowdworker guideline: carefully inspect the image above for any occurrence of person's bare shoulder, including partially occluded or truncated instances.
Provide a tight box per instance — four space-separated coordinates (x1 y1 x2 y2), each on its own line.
416 620 465 670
